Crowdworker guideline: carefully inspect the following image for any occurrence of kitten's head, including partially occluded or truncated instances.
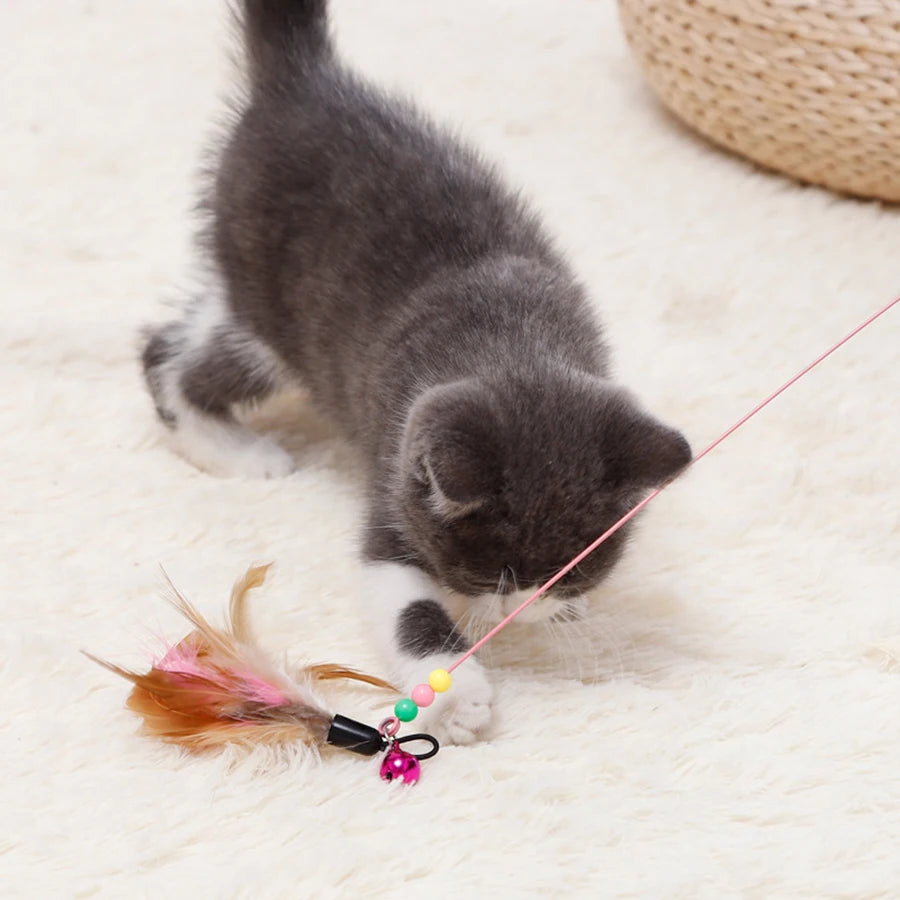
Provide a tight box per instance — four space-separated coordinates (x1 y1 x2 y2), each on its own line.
394 369 691 621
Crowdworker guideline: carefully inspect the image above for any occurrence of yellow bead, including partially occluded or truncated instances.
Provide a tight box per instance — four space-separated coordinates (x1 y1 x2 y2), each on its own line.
428 668 452 693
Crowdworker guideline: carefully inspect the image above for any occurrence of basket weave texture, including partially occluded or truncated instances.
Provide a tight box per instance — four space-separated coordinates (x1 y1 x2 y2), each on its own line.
617 0 900 202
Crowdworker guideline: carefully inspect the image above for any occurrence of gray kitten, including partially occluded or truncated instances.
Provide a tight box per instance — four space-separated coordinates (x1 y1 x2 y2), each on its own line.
143 0 691 743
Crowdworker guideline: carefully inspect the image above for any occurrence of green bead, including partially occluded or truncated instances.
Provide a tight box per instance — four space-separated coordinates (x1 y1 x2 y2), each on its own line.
394 698 418 722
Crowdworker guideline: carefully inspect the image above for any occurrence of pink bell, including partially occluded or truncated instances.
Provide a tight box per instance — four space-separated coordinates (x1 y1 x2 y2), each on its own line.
379 746 421 784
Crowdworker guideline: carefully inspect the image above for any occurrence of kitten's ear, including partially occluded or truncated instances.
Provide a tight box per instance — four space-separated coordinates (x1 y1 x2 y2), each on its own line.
419 448 487 519
403 382 501 520
601 391 692 489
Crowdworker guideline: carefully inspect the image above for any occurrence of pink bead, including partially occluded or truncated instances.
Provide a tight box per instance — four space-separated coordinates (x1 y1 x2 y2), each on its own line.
411 684 435 707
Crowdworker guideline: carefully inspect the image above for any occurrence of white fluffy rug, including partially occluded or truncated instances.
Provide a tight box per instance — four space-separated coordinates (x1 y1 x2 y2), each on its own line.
5 1 900 896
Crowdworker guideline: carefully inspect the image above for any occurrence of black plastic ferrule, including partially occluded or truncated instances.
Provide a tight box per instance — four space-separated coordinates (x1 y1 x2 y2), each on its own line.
326 715 388 756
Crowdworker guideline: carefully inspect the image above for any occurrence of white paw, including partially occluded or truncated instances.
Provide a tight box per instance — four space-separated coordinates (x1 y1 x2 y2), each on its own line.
398 657 493 745
171 418 295 480
220 434 296 480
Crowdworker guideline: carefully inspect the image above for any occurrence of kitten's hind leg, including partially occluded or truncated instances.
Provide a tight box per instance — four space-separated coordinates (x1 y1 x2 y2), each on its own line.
142 292 296 479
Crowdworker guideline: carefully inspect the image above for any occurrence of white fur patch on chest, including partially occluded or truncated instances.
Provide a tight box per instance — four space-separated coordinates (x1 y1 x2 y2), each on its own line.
498 588 565 623
460 587 587 625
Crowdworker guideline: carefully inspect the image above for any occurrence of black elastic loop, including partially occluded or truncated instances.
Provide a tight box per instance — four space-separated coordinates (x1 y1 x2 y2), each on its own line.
396 733 440 760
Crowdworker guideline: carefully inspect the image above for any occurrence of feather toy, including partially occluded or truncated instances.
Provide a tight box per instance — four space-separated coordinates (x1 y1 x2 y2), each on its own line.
87 564 438 781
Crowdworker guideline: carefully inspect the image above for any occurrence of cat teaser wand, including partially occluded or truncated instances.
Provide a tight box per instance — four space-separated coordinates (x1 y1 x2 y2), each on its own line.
90 293 898 784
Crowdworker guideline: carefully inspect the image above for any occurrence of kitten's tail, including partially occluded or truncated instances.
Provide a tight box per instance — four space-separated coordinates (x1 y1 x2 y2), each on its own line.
239 0 331 83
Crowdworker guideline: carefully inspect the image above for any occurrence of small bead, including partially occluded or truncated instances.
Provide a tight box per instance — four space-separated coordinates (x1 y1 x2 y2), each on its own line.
411 684 435 707
428 668 452 693
394 698 418 722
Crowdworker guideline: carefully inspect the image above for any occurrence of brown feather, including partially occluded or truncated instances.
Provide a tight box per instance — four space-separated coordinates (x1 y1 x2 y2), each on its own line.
86 565 395 754
227 562 270 645
306 664 397 692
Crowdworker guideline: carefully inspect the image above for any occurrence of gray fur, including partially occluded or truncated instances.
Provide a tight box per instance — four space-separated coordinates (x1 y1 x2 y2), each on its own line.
143 0 691 645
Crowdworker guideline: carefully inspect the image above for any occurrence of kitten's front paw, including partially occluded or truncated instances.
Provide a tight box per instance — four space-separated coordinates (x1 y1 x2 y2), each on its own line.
401 657 493 745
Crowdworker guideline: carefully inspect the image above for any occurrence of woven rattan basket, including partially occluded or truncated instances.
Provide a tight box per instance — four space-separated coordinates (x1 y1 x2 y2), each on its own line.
617 0 900 202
